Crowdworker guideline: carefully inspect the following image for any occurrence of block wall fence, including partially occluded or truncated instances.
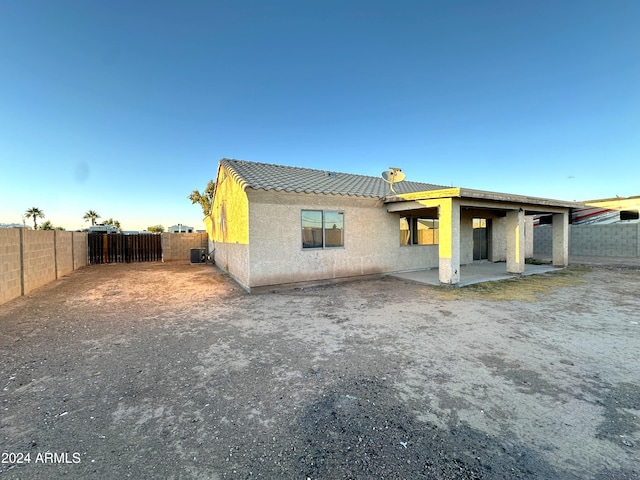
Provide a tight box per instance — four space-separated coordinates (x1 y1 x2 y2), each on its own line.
0 229 88 306
1 230 210 306
161 232 209 261
533 223 640 258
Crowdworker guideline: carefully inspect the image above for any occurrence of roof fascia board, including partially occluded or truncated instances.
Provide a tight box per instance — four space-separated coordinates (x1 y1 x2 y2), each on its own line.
457 198 570 214
387 187 461 202
220 159 251 191
386 186 581 210
457 188 582 209
211 162 224 202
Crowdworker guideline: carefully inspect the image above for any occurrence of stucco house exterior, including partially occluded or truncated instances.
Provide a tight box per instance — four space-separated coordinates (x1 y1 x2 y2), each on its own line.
205 159 576 292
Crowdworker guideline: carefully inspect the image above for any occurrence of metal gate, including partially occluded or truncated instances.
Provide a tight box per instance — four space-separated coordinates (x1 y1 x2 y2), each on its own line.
88 233 162 264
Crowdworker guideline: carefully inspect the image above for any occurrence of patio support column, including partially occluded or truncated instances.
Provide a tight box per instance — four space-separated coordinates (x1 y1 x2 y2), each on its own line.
438 198 460 284
552 211 569 266
506 209 525 273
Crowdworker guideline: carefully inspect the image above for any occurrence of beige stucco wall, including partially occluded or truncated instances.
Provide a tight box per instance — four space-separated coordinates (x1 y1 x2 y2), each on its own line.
459 209 509 263
212 242 250 287
490 216 507 262
209 181 541 291
488 214 534 261
460 211 474 264
0 229 22 304
245 190 440 289
525 216 534 258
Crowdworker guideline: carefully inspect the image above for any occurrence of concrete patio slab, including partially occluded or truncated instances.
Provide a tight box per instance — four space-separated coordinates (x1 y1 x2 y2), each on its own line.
388 261 563 287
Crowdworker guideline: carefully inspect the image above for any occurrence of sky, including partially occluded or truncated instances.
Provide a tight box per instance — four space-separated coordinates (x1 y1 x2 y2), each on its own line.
1 0 638 231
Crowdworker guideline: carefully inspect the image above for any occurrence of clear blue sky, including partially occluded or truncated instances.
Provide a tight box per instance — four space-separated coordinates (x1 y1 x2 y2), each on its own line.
1 0 638 231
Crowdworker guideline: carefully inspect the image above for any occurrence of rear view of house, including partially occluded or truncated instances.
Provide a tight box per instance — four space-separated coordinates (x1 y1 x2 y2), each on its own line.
206 159 576 292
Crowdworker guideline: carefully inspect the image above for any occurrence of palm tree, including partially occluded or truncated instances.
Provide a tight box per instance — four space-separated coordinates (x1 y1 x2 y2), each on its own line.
41 220 66 231
104 218 121 230
83 210 101 226
25 207 45 229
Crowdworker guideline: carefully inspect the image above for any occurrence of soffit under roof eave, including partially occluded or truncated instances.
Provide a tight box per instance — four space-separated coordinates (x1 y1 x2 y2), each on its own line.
384 187 462 203
456 188 584 209
387 201 580 216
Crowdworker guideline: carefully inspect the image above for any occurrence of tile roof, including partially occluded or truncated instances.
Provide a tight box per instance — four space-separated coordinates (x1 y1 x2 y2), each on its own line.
220 158 447 198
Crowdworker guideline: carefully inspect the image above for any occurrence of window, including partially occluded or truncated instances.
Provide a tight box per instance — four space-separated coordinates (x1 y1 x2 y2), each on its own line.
473 218 487 229
400 217 410 245
400 216 439 245
302 210 344 248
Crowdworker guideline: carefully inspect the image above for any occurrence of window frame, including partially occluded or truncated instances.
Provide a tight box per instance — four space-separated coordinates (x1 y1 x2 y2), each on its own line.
400 215 439 246
301 209 345 249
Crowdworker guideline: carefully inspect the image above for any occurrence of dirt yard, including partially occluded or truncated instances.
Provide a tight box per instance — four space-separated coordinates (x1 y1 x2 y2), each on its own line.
0 262 638 479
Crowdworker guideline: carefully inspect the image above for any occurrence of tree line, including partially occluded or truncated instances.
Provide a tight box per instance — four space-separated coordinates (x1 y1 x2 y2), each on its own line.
23 208 123 231
19 180 217 232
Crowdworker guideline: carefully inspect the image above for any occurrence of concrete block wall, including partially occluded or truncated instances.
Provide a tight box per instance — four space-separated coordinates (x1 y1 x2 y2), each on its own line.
73 232 88 270
0 229 88 305
533 223 640 258
533 225 553 254
56 231 74 277
22 229 56 295
162 232 208 262
0 229 22 305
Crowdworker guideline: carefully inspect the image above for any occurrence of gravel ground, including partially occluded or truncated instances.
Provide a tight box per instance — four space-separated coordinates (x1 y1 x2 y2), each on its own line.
0 262 638 479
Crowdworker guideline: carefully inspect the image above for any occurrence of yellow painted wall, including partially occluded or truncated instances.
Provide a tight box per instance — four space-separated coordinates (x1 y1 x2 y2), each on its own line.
395 188 460 202
204 215 213 241
207 165 249 245
438 198 454 259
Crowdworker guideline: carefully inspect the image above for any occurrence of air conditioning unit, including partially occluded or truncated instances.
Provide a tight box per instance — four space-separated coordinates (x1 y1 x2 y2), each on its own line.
190 248 206 264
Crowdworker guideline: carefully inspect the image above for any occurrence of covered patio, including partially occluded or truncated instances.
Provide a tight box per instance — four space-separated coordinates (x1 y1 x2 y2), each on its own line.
386 187 580 286
389 261 563 287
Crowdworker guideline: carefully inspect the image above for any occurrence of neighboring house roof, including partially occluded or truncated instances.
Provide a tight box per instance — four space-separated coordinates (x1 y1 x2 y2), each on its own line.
584 195 640 210
220 158 447 198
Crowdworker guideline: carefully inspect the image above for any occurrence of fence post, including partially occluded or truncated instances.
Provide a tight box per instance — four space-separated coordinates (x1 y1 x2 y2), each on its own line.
18 228 25 296
53 230 58 279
